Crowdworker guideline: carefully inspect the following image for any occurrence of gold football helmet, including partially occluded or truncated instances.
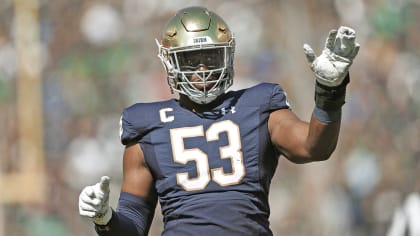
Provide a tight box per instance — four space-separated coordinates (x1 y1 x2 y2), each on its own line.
156 6 235 104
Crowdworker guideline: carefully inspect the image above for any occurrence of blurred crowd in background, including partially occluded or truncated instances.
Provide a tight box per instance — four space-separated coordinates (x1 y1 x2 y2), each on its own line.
1 0 420 235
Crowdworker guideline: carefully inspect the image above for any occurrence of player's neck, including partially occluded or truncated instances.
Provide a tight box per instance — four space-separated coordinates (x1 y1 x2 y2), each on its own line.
178 95 225 113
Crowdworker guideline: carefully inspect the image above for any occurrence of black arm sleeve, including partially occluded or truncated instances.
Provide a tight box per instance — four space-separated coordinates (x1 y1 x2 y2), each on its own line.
95 192 156 236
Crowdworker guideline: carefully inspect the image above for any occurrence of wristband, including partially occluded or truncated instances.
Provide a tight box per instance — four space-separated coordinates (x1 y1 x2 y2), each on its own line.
313 106 341 123
314 73 349 111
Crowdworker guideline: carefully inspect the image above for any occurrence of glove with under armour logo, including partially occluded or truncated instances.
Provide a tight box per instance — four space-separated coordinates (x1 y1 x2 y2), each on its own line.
79 176 112 225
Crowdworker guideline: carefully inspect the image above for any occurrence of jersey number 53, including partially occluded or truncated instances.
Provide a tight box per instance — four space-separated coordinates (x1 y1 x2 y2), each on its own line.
170 120 246 191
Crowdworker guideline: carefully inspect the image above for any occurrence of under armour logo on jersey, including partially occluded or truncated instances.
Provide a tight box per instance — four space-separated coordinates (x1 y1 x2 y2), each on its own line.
221 106 236 115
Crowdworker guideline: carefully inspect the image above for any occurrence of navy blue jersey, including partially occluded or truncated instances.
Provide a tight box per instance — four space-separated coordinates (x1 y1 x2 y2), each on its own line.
120 83 289 236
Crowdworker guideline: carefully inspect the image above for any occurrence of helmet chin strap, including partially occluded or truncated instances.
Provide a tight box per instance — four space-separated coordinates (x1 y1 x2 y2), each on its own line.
179 93 226 112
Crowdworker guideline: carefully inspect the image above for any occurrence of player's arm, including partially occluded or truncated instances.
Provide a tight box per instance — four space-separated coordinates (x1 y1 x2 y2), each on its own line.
79 143 157 236
269 108 341 163
105 143 157 235
269 26 360 164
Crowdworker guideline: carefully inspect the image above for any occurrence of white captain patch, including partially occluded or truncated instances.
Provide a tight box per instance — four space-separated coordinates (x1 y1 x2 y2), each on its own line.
160 107 175 123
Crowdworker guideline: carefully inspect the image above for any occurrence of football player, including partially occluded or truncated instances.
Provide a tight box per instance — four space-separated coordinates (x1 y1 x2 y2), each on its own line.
78 6 359 236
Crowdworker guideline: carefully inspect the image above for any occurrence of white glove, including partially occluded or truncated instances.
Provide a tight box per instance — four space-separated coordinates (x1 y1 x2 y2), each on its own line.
303 26 360 87
79 176 112 225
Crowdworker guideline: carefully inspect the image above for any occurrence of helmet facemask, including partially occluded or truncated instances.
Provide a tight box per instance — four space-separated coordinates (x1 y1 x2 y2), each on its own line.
157 40 235 104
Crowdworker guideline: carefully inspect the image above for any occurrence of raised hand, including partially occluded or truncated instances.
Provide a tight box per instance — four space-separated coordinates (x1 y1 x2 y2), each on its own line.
303 26 360 87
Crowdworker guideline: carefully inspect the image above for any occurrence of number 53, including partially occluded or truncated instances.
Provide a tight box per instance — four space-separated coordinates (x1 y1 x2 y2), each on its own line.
170 120 246 191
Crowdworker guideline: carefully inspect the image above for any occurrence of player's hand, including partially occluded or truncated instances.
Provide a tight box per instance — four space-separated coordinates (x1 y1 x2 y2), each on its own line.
78 176 112 225
303 26 360 87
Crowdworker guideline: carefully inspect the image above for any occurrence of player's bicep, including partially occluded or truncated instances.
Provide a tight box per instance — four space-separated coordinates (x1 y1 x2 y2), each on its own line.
121 143 156 203
268 109 311 162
